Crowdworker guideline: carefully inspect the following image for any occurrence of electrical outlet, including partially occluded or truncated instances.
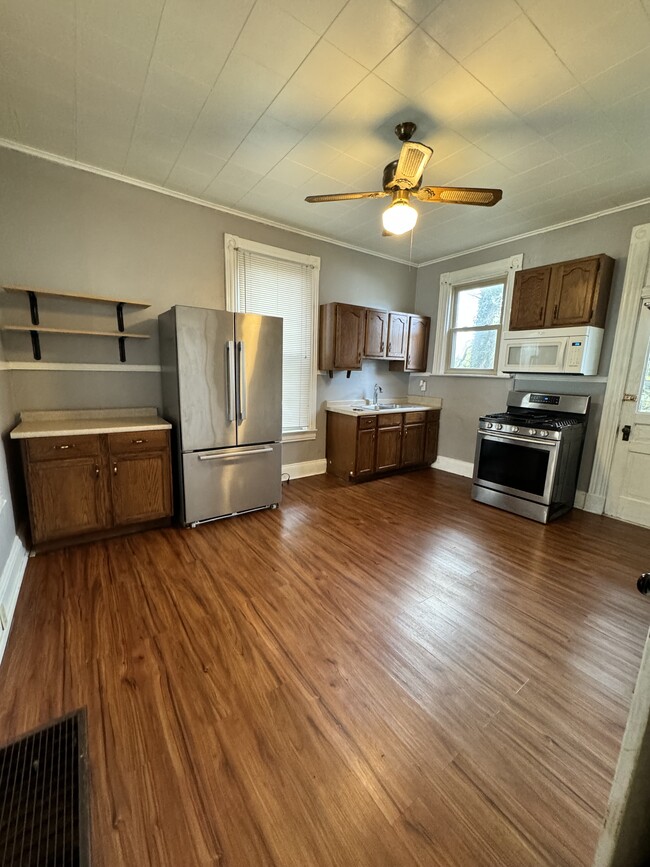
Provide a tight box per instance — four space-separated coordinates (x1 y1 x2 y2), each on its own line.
419 379 427 392
0 604 7 631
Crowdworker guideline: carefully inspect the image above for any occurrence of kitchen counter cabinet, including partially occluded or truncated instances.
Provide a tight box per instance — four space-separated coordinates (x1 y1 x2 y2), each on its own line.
13 409 173 551
326 408 440 481
509 254 614 331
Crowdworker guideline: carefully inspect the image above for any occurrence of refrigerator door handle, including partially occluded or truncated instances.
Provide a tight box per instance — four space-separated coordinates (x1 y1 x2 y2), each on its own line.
198 447 273 460
226 340 236 422
237 340 247 422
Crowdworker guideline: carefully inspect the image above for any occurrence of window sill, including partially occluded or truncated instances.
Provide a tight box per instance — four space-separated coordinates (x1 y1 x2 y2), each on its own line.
282 430 317 443
424 372 512 379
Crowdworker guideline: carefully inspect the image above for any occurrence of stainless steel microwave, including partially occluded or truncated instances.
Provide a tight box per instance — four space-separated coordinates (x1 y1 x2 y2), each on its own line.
500 326 603 375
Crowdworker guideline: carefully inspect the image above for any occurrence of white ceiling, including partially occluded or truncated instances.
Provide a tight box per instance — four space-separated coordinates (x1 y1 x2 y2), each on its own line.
1 0 650 264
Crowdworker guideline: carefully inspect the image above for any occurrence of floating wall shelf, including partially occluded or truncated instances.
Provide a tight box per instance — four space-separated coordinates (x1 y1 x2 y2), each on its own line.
2 284 152 362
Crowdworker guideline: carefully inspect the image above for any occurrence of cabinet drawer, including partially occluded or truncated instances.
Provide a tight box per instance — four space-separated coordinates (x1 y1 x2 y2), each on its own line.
403 411 426 423
358 415 377 430
378 413 402 428
108 429 169 454
26 434 101 462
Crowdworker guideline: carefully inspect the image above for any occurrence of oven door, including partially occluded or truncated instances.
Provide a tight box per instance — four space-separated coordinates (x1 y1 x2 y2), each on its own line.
473 430 559 504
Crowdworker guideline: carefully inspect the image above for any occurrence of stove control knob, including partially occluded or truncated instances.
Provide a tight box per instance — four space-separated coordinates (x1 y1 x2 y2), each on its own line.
486 422 493 429
495 424 503 430
540 430 549 437
511 426 519 433
528 428 536 436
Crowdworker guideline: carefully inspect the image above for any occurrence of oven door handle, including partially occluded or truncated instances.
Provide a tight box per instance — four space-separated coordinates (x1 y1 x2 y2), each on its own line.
477 431 558 447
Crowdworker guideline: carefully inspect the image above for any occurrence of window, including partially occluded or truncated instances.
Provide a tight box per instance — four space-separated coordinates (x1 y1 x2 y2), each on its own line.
225 234 320 441
432 254 522 376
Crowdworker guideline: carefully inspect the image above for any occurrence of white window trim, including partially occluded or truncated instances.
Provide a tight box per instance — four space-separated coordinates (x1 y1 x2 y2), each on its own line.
224 233 320 443
431 253 523 377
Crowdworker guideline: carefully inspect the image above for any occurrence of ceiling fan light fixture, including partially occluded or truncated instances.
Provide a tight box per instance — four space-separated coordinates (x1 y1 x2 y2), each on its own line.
382 199 417 235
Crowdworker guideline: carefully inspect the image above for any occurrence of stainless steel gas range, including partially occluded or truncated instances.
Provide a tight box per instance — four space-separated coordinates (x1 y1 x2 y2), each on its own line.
471 391 590 523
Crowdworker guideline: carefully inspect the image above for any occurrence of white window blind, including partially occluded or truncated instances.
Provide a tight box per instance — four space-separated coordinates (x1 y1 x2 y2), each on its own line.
225 235 319 438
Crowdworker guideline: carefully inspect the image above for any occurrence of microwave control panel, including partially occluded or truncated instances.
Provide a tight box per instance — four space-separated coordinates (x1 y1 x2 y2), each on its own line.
566 339 585 371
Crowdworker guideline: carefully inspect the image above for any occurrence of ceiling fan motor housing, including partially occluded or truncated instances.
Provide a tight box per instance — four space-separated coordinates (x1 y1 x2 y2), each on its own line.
383 160 421 192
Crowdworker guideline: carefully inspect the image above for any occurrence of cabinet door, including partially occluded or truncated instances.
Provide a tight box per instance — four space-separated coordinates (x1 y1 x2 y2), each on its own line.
401 422 426 466
509 267 551 330
387 313 408 359
110 452 172 526
28 457 110 543
334 304 364 369
355 428 376 477
424 417 439 465
547 257 601 327
405 316 430 372
375 426 401 472
364 310 388 358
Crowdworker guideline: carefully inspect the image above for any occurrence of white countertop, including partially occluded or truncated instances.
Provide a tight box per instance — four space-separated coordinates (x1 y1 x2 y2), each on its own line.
10 407 172 439
326 398 441 418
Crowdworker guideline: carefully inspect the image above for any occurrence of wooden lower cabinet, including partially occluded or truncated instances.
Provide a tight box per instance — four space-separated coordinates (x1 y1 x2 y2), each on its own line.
22 429 173 550
326 409 440 482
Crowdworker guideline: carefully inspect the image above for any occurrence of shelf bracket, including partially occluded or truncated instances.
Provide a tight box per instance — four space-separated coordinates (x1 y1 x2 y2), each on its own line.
115 302 125 332
27 291 39 325
30 330 41 360
118 336 126 363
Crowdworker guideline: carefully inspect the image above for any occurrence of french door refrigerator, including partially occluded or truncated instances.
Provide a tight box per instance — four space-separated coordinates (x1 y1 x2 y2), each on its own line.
158 305 282 526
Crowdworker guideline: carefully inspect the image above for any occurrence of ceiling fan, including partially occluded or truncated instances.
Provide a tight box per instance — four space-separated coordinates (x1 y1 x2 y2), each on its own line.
305 122 502 236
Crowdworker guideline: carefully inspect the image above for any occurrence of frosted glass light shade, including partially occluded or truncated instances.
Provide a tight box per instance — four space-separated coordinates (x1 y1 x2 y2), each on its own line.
382 200 418 235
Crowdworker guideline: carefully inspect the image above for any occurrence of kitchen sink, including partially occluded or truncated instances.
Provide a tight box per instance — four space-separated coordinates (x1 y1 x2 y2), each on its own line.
352 403 424 412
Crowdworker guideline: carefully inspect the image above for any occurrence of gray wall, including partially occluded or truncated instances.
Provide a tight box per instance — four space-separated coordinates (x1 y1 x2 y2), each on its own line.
0 148 417 474
410 203 650 489
0 335 19 573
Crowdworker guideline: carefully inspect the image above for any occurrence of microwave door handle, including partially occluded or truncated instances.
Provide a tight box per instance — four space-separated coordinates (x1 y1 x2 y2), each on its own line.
226 341 236 422
238 340 247 422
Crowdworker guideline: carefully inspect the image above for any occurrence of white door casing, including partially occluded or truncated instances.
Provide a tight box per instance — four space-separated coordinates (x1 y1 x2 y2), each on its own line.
587 224 650 515
605 295 650 525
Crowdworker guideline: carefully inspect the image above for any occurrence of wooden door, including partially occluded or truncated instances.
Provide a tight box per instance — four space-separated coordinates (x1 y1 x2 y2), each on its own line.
547 257 600 327
424 416 439 465
334 304 364 369
509 267 551 330
405 316 430 372
401 422 425 466
111 452 172 526
27 457 110 543
375 426 401 471
364 310 388 358
355 428 376 477
387 313 408 359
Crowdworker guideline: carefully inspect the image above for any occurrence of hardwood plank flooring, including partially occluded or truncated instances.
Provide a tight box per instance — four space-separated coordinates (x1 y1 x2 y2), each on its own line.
0 470 648 866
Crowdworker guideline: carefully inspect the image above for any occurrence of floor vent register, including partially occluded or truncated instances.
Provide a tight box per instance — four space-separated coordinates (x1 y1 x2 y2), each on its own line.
0 708 90 865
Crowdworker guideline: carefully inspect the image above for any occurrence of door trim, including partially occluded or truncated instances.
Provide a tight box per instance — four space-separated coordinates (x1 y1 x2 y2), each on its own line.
586 223 650 513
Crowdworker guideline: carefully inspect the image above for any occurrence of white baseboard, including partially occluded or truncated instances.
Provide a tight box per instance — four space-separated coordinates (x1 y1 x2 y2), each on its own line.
574 490 587 510
432 456 474 478
583 492 606 514
0 534 29 667
282 458 327 480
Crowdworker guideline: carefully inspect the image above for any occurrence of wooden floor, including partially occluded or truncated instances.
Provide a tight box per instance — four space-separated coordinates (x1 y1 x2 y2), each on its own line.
1 470 648 866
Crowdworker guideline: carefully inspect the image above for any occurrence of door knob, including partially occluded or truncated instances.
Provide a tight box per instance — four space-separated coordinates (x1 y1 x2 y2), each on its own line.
621 425 631 441
638 573 650 595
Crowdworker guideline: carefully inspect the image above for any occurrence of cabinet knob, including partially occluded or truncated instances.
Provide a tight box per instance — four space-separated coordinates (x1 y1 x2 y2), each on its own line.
132 438 147 444
113 463 118 475
95 465 99 478
54 443 75 450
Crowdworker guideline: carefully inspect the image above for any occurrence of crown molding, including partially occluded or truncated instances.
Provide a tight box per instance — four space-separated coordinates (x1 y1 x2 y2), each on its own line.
0 138 416 268
417 196 650 268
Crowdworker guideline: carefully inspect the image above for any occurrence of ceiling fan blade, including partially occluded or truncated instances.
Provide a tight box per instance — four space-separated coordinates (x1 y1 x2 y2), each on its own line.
416 186 503 206
390 141 433 189
305 191 388 203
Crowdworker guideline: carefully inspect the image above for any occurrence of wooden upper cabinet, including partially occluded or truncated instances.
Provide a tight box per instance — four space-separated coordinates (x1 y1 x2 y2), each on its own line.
319 303 364 372
405 315 430 372
509 254 614 331
548 256 613 328
510 268 551 330
387 313 409 359
364 309 388 358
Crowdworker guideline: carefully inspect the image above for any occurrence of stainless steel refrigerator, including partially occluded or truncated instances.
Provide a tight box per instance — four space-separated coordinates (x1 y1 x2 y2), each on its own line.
158 305 282 526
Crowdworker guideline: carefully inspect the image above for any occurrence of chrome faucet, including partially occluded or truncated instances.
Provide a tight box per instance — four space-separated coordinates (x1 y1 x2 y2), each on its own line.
373 383 383 407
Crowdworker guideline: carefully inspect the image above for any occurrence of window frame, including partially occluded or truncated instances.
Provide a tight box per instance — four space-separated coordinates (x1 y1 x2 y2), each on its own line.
431 254 523 377
224 233 320 443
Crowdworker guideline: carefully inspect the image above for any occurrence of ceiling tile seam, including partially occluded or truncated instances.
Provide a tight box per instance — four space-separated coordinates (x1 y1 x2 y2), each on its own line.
324 18 419 76
121 0 171 174
0 137 415 266
417 195 650 268
160 1 263 188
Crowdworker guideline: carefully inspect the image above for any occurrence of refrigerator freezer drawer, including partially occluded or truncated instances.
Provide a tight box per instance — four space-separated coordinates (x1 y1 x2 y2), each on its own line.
182 443 282 525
